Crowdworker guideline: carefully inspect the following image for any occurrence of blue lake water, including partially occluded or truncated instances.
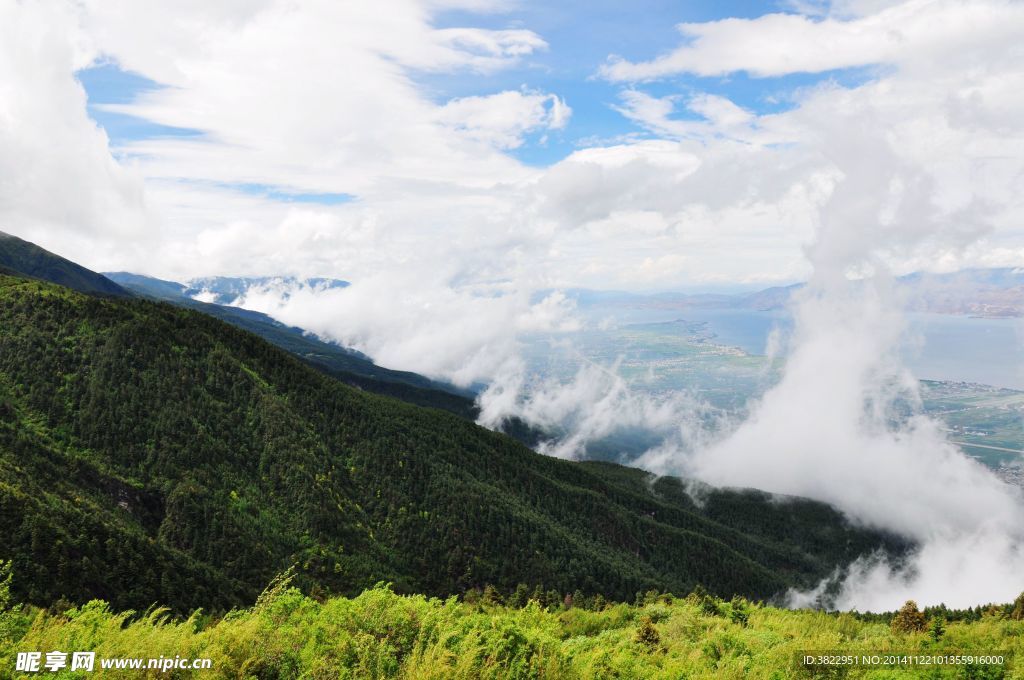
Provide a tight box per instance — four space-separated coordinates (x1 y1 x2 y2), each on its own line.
680 309 1024 390
671 308 791 356
902 313 1024 390
576 304 1024 390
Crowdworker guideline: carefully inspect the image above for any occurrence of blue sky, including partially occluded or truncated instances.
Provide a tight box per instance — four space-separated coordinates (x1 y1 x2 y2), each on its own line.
78 64 353 204
77 63 202 140
18 0 1019 291
77 1 872 171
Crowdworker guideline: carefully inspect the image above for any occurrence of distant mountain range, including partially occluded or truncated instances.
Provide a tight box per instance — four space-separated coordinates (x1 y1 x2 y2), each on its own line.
570 269 1024 318
183 275 349 306
900 269 1024 317
103 272 350 307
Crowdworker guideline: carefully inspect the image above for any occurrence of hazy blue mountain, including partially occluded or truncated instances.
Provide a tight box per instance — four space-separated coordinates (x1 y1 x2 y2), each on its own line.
568 270 1024 317
104 271 188 299
184 275 349 305
734 284 804 311
901 268 1024 317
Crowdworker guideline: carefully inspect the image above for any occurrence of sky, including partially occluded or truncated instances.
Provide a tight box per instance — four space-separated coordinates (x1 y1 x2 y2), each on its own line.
2 0 1024 384
3 0 1021 292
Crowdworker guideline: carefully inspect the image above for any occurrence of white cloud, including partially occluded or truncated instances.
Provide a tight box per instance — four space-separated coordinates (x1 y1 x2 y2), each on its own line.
8 0 1022 291
0 0 153 270
478 356 715 460
231 274 581 386
79 0 553 201
601 0 1024 80
614 91 761 142
437 89 571 150
433 27 549 66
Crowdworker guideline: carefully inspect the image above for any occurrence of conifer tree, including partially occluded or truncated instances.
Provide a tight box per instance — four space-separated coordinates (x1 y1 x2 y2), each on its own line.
891 600 927 634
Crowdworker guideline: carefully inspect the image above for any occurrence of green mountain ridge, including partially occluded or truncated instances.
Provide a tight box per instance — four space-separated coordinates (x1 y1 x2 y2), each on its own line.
103 271 478 413
0 271 906 615
0 232 129 298
0 237 490 429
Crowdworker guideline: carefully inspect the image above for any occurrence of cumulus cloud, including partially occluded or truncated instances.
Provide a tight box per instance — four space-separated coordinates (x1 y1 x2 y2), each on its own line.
0 0 153 270
436 89 571 149
613 91 760 142
84 0 549 198
600 0 1024 80
686 282 1019 534
10 0 1021 289
790 529 1024 612
434 27 549 66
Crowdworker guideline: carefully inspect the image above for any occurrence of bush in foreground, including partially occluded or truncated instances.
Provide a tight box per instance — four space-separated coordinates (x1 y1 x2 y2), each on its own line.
1 580 1020 678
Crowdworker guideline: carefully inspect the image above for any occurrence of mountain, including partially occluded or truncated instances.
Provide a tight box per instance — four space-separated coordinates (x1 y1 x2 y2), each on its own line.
902 268 1024 317
0 271 905 614
735 283 804 311
0 235 504 436
184 275 349 306
729 272 1024 316
0 231 129 297
103 271 188 299
570 269 1024 318
105 271 482 419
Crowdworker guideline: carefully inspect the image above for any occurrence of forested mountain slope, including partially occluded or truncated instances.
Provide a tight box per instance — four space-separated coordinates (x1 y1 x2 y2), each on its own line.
0 274 905 614
0 235 533 445
105 271 481 418
0 232 129 298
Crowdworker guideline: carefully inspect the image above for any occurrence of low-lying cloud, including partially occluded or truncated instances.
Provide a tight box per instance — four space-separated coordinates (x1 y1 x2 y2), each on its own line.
231 273 580 388
477 355 713 460
684 278 1024 610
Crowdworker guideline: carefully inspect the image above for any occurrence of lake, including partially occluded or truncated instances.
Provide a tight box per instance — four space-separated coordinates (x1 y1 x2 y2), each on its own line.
571 301 1024 390
672 308 1024 390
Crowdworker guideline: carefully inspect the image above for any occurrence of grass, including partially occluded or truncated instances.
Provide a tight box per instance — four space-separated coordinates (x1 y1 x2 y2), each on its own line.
2 576 1020 679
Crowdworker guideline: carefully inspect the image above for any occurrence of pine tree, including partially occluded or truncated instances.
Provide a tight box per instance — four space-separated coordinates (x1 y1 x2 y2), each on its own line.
1011 592 1024 620
482 585 502 607
507 584 529 609
634 615 660 650
891 600 927 634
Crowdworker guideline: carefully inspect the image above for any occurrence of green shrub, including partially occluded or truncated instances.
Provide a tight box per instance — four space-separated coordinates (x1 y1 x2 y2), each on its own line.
2 580 1023 679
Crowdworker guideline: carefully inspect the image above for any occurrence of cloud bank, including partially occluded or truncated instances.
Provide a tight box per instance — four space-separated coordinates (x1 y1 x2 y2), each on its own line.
603 0 1024 610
